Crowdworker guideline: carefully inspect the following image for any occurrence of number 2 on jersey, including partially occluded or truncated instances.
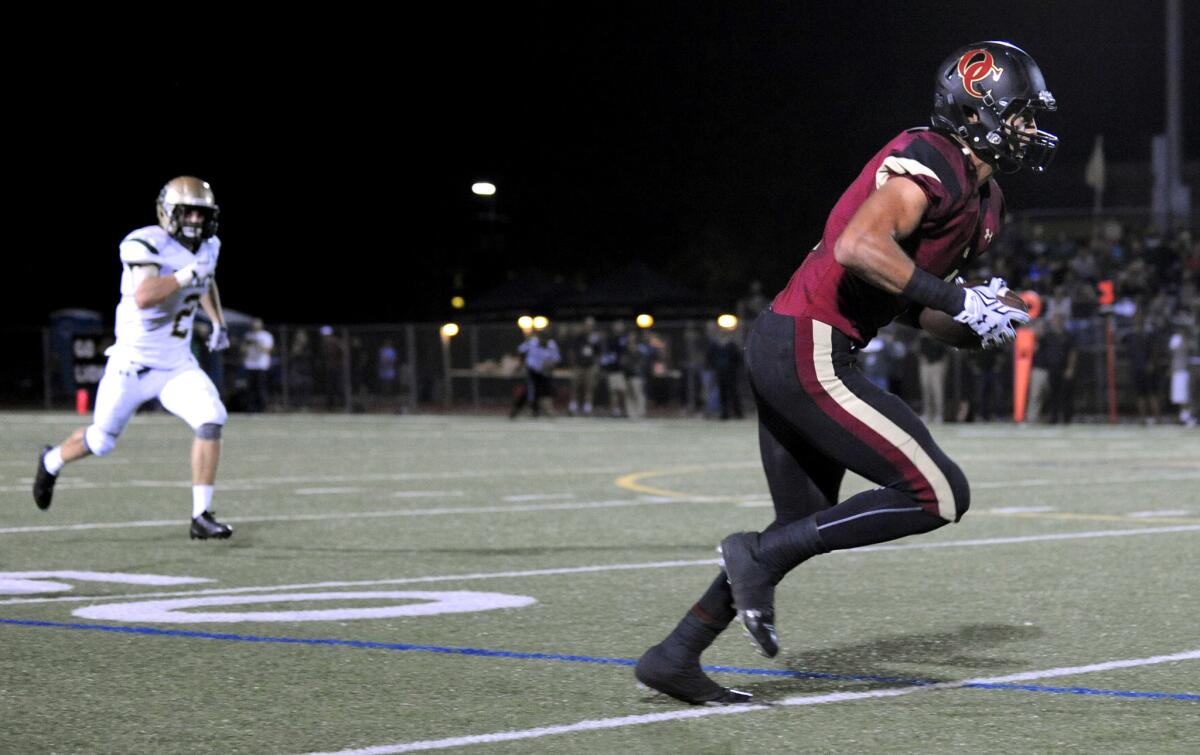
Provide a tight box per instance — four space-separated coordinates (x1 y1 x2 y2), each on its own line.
170 294 202 338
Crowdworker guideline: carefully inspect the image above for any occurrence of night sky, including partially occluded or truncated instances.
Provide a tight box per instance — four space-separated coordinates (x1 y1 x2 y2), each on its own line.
13 2 1199 326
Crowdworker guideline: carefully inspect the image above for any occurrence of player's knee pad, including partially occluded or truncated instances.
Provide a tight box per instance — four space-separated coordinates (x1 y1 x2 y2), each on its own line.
195 422 223 441
84 425 119 456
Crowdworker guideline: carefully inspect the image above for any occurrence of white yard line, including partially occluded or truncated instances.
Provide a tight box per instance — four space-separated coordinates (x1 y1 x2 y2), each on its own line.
305 648 1200 754
0 497 678 538
1128 510 1191 518
0 559 716 606
0 465 640 494
4 458 1197 496
2 524 1196 607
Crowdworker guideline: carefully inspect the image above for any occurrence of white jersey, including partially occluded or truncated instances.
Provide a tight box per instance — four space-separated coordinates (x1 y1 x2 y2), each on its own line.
108 225 221 369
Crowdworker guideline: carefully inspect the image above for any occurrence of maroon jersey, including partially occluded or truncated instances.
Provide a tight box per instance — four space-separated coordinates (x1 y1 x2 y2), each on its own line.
772 128 1005 345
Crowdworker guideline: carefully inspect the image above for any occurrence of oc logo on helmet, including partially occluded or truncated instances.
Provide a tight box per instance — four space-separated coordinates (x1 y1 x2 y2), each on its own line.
956 49 1005 99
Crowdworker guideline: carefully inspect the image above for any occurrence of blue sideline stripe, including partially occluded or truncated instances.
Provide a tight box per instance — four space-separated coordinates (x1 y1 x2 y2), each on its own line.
3 618 1196 702
964 683 1200 701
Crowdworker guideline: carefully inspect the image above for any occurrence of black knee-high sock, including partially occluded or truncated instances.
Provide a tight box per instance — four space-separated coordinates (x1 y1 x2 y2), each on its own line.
685 514 809 628
660 612 722 659
755 488 949 576
692 573 736 628
755 516 829 578
660 574 736 657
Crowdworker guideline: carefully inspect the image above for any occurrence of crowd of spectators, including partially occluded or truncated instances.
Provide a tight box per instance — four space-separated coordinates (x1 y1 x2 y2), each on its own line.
172 217 1196 425
900 218 1199 425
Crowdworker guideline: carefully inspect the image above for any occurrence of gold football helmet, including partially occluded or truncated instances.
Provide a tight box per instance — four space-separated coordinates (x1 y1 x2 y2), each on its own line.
156 176 220 243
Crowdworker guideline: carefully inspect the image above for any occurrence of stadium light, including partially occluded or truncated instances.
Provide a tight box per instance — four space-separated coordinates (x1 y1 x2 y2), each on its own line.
517 315 534 332
450 296 465 310
471 182 497 196
532 315 549 331
440 322 460 338
717 314 738 330
636 314 654 328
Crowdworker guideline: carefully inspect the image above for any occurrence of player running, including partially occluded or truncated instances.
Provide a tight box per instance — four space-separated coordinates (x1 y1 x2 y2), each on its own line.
637 41 1054 704
34 176 235 540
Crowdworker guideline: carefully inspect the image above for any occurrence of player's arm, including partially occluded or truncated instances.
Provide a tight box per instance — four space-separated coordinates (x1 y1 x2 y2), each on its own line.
130 253 215 309
200 278 226 330
132 264 199 309
200 279 232 352
833 177 963 316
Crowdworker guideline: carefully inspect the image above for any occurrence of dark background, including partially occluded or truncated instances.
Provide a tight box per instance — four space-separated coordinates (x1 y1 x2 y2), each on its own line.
12 2 1199 325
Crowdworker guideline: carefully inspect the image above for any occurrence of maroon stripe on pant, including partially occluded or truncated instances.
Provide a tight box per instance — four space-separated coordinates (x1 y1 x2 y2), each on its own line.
792 318 940 513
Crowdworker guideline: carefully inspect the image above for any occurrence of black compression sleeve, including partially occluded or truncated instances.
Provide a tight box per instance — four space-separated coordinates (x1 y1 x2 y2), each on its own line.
902 268 966 315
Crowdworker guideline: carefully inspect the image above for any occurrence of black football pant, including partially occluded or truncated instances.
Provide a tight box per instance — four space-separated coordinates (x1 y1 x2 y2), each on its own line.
691 311 969 628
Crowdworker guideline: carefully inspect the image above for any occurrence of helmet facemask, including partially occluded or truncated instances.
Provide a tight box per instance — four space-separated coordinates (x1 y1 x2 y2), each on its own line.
994 99 1058 173
166 204 219 244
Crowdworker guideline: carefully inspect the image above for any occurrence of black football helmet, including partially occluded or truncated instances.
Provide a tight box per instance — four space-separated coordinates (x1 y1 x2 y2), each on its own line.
932 41 1058 174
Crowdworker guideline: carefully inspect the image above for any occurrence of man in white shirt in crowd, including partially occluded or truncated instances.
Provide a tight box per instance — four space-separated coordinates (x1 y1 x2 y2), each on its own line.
241 318 275 412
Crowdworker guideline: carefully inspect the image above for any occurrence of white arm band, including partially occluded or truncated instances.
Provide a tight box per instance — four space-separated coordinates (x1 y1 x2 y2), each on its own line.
173 264 197 287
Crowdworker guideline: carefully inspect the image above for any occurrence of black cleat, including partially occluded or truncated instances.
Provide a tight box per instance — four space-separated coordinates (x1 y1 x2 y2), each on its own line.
718 532 780 658
635 643 752 705
190 511 233 540
33 446 57 511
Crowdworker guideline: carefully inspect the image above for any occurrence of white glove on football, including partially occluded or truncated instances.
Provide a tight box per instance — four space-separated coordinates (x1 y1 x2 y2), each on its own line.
207 325 230 352
953 277 1031 349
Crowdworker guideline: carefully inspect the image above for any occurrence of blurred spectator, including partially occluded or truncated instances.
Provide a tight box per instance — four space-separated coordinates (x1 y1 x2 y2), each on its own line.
706 327 743 420
377 340 399 398
625 329 660 419
1044 284 1072 322
350 335 371 412
240 318 274 412
645 329 672 408
600 321 629 417
1124 308 1164 425
681 324 707 415
288 329 314 409
972 346 1005 422
511 330 560 418
1168 314 1196 426
567 316 602 416
1032 312 1078 424
625 329 648 419
917 333 948 424
317 325 344 410
1067 274 1099 323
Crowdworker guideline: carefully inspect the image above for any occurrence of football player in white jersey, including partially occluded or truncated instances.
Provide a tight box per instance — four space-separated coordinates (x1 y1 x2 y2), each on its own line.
34 176 235 540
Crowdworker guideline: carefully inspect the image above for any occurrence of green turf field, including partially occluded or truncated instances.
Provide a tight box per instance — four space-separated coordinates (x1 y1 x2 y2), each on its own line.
1 411 1197 753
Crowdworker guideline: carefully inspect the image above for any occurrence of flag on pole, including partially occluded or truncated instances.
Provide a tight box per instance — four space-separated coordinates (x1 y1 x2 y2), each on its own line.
1085 135 1106 192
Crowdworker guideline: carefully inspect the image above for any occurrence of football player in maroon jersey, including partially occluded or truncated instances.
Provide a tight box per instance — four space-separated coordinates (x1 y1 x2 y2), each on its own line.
637 41 1054 705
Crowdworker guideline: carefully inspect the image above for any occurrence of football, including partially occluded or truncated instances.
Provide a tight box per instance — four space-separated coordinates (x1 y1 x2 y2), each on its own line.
918 280 1029 349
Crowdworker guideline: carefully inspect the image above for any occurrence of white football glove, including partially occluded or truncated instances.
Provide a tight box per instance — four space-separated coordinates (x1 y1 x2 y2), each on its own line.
207 325 230 352
172 251 216 288
953 277 1031 349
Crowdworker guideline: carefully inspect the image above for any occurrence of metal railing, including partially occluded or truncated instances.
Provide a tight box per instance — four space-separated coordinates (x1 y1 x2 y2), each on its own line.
22 315 1199 424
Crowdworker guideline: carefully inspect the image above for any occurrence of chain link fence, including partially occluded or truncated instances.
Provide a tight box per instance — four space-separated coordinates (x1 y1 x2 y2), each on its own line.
20 314 1199 424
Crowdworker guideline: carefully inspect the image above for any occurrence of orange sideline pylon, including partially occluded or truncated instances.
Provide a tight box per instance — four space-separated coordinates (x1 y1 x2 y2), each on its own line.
1013 291 1042 422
